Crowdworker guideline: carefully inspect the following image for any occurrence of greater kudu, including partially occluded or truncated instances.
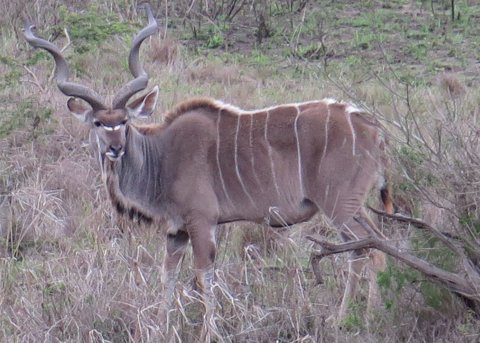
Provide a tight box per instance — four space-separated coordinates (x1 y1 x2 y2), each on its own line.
24 4 393 327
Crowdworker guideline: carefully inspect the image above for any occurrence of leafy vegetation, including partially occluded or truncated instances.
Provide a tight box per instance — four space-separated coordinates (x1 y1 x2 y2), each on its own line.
57 4 135 54
0 97 52 138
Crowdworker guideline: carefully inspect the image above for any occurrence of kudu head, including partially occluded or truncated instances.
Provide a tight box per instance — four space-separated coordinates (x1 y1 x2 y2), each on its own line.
23 4 159 161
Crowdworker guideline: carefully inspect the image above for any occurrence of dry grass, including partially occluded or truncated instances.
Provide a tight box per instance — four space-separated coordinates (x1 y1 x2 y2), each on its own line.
1 1 480 342
150 36 179 66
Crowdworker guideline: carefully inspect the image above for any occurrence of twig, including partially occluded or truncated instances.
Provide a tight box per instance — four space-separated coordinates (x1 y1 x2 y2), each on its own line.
186 0 198 15
368 206 465 257
164 0 169 40
49 28 71 83
22 65 45 92
60 28 71 53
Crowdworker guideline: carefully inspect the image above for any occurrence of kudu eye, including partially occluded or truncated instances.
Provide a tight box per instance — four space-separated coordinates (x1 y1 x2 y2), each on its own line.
93 121 101 127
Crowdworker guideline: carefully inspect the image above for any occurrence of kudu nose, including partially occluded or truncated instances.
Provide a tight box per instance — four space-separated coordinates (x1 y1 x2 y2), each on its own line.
109 144 123 157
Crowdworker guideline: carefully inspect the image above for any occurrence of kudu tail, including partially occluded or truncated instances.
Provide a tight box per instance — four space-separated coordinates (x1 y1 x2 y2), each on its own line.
380 180 394 214
378 134 394 215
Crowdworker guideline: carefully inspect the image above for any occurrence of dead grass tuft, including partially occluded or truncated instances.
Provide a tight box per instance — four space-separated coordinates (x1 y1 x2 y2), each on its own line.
150 36 179 65
187 63 247 85
437 73 466 98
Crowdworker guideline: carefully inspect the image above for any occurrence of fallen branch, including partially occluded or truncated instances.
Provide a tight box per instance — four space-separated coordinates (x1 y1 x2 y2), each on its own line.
368 206 463 256
370 207 480 286
306 233 480 305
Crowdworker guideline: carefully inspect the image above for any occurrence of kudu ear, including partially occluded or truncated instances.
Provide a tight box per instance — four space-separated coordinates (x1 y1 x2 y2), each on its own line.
67 98 91 122
126 86 159 119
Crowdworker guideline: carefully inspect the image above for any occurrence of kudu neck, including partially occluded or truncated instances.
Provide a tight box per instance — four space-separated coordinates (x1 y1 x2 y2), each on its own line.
118 124 165 175
103 124 166 217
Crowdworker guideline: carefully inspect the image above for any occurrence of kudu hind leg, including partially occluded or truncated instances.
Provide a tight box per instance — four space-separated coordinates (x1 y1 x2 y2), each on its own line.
338 250 368 321
357 208 387 317
366 249 386 316
339 249 386 322
338 210 386 322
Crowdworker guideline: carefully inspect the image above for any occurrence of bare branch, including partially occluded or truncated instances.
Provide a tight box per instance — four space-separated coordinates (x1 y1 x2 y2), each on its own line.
306 234 479 303
60 28 71 53
22 65 45 92
49 28 71 83
368 206 465 256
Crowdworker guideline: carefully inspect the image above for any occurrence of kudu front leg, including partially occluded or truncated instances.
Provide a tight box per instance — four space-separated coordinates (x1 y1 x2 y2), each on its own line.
189 223 219 342
161 230 189 322
190 225 216 307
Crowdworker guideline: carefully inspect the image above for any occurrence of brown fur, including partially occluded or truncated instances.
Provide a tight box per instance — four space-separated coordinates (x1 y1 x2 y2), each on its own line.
133 124 164 135
163 97 224 124
72 92 395 325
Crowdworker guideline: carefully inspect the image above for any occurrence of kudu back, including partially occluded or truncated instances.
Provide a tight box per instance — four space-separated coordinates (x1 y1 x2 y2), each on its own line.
24 5 393 324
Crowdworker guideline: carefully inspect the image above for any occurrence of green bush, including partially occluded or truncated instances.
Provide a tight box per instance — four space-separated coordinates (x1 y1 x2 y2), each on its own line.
379 238 457 313
57 5 135 54
0 97 52 138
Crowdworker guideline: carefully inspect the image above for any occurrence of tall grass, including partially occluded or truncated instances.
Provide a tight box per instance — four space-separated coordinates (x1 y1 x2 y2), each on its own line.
1 1 479 342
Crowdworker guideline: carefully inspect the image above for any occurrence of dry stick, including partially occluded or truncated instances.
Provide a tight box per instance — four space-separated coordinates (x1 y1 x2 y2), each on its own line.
306 233 478 301
226 0 246 22
49 28 71 83
163 0 169 40
368 206 463 256
371 206 480 264
22 65 46 92
60 28 71 53
322 71 412 147
308 204 480 304
370 207 480 296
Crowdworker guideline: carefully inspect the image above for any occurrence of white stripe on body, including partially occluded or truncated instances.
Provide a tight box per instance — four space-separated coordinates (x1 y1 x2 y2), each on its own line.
324 184 330 206
346 103 362 114
209 225 216 245
321 103 331 162
293 105 305 197
264 110 281 198
346 112 357 156
249 113 264 191
329 190 341 223
322 98 338 106
216 113 233 204
234 115 256 205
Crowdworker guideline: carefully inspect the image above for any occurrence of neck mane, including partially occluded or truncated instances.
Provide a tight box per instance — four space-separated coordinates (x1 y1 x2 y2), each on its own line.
164 97 239 123
103 124 165 224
